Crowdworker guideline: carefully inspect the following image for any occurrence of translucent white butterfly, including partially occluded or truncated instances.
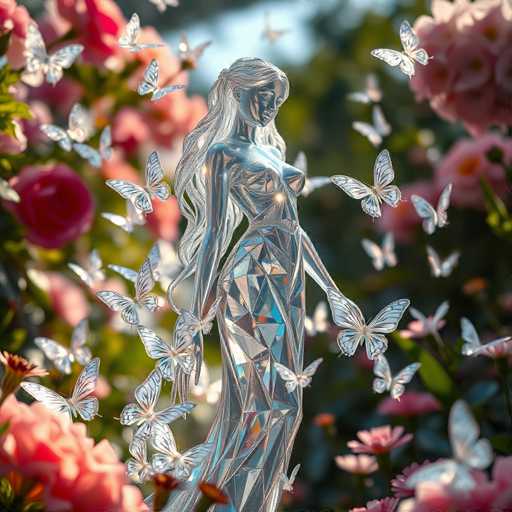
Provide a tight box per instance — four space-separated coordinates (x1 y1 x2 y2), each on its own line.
331 149 401 218
427 246 460 278
281 464 301 492
0 178 19 202
274 358 323 393
372 354 420 401
406 400 493 491
20 357 100 421
148 0 179 12
73 126 113 168
305 301 329 337
35 318 92 375
96 257 158 325
460 317 512 357
137 325 194 382
21 23 84 86
151 423 212 479
261 12 288 44
361 232 397 271
411 183 452 235
347 74 382 104
68 249 105 288
138 59 185 101
108 264 138 284
410 301 449 338
293 152 331 198
120 370 195 439
328 288 410 360
102 200 146 233
126 436 154 483
119 14 165 52
352 105 391 147
106 151 170 215
178 33 211 70
371 20 430 79
175 296 223 344
40 103 93 151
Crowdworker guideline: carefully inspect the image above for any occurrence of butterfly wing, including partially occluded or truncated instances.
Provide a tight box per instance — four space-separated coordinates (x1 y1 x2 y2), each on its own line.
23 24 47 73
371 48 404 68
73 143 101 168
156 401 196 428
96 290 138 325
361 193 382 218
99 126 112 161
274 362 299 393
337 330 364 357
106 180 153 214
108 264 138 283
20 382 71 418
372 355 392 393
368 299 410 334
373 149 394 190
353 121 382 147
34 337 72 374
433 301 450 325
330 175 372 200
138 59 159 96
391 362 421 400
119 13 139 48
327 289 365 330
101 212 132 232
145 151 170 200
436 183 452 228
449 400 493 470
460 317 481 356
426 246 442 277
411 194 437 234
302 358 323 379
47 45 83 85
399 20 419 54
40 124 72 151
151 84 185 101
347 91 371 104
0 178 20 203
382 232 397 267
372 105 391 137
70 358 100 420
174 442 212 479
67 103 93 143
293 151 307 173
361 238 385 271
405 459 459 488
137 326 176 381
68 262 93 288
135 258 157 306
441 252 460 277
71 318 91 365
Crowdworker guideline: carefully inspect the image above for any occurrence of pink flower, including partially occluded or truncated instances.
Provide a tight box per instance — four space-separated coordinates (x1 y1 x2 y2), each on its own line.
347 426 413 455
55 0 124 66
391 461 433 498
335 454 378 475
21 101 52 146
410 0 512 134
377 181 436 243
7 164 95 248
101 151 141 182
28 78 83 116
146 197 181 241
472 337 512 359
112 107 151 155
0 395 147 511
400 318 446 339
350 498 398 512
0 0 32 68
378 392 441 417
40 272 90 326
435 134 511 209
495 47 512 94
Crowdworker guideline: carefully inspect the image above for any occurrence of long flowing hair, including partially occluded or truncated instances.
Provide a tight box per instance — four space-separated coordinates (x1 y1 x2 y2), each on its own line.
168 58 289 313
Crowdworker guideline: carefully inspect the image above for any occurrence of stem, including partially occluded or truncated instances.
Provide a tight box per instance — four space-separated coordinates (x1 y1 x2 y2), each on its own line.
496 359 512 431
376 453 392 484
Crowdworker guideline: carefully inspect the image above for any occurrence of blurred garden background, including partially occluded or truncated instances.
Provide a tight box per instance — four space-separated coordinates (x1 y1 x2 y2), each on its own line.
1 0 512 510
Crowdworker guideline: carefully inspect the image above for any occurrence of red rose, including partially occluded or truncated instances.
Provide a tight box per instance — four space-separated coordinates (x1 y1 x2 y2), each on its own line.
8 164 94 249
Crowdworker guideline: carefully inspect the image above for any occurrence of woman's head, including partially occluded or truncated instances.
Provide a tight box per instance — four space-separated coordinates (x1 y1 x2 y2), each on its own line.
169 58 289 312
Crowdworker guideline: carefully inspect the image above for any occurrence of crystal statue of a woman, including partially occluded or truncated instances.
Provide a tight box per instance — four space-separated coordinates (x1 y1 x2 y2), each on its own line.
165 57 342 511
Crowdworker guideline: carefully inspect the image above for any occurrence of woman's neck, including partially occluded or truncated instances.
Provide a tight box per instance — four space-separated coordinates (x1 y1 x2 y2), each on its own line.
231 114 257 143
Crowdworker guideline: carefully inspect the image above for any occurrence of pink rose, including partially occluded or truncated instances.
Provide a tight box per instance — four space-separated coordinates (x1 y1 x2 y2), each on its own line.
55 0 124 66
8 164 95 248
146 197 181 241
435 134 511 209
377 180 436 243
0 395 147 511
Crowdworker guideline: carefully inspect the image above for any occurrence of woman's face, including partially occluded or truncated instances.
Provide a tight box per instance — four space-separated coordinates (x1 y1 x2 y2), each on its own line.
237 79 286 127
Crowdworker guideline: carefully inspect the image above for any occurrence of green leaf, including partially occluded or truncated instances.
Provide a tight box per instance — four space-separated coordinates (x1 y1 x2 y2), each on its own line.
490 433 512 453
0 477 14 506
0 31 11 57
0 420 9 437
394 333 454 400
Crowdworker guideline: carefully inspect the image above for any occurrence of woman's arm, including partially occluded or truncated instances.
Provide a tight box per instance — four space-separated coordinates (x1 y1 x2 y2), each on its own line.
301 228 339 293
191 144 231 319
